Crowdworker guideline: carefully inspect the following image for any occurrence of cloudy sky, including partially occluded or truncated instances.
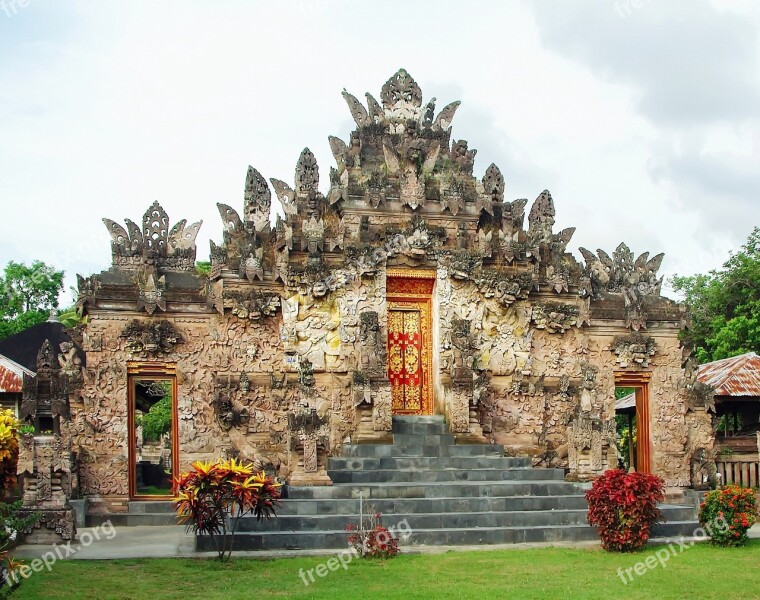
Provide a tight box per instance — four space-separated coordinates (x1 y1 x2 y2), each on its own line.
1 0 758 304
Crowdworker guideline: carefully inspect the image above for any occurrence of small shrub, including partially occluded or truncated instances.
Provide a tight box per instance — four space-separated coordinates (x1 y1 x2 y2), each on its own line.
698 484 757 547
346 512 399 559
0 500 38 597
586 469 664 552
0 411 19 494
173 458 281 560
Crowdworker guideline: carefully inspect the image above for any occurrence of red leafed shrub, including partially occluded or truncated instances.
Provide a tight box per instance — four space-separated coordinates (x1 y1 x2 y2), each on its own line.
586 469 664 552
346 513 400 558
698 485 757 547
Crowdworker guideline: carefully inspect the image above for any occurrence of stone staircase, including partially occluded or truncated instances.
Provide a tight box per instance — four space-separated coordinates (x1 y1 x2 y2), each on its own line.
87 501 178 527
197 416 699 551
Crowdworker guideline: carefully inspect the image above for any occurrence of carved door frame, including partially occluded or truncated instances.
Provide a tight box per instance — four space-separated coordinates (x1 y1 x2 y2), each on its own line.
615 371 652 474
386 269 435 416
127 362 180 500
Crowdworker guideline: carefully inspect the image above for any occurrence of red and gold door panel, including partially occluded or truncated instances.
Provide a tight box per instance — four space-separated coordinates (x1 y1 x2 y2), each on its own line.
386 272 434 415
388 309 423 413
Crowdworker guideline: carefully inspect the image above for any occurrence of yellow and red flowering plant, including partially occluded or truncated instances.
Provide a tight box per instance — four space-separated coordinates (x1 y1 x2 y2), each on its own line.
699 484 757 547
173 458 281 560
586 469 664 552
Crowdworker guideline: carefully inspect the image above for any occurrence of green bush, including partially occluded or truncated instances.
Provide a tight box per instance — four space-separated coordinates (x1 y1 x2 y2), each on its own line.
141 394 172 442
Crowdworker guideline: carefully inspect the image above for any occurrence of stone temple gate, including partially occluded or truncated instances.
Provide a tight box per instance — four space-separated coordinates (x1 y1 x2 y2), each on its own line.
21 69 714 527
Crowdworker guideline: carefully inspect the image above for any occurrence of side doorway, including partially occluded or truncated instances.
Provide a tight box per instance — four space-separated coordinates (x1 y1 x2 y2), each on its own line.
614 373 652 473
128 364 179 499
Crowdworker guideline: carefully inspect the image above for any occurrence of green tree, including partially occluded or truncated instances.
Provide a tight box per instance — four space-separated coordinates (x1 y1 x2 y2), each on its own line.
195 261 211 276
671 227 760 363
140 386 173 442
0 260 64 340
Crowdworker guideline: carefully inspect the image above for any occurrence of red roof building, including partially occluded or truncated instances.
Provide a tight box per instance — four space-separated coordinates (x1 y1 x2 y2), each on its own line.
697 352 760 398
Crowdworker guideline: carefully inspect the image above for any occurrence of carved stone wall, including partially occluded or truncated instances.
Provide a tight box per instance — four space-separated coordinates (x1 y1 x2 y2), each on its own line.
72 69 710 506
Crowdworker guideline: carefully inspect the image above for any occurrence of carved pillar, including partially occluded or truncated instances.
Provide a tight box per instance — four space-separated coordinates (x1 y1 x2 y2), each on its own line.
286 408 332 486
17 434 77 543
17 341 78 543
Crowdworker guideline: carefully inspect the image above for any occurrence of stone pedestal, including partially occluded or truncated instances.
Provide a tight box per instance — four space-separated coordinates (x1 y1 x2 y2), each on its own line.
287 434 332 486
17 435 77 542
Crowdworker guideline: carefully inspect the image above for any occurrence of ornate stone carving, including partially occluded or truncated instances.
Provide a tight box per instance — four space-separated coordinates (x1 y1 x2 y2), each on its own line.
103 201 201 272
73 69 706 501
119 320 183 355
136 272 166 315
451 318 479 377
472 269 532 308
384 215 446 259
531 303 580 334
579 243 665 330
359 311 386 378
295 147 320 199
381 68 423 123
299 358 315 390
214 382 249 431
75 274 99 316
17 433 77 542
579 363 599 413
481 163 504 206
611 333 657 368
243 165 272 232
690 447 718 490
20 341 70 431
287 408 325 435
226 290 281 321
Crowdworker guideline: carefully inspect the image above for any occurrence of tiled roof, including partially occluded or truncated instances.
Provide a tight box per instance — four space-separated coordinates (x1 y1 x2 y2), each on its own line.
697 352 760 397
0 355 33 393
614 392 636 411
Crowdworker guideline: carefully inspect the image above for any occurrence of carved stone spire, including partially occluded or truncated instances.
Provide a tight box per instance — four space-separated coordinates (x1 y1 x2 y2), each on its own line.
295 148 319 197
381 68 423 113
244 166 271 232
103 202 201 272
526 190 555 246
482 163 505 203
143 201 170 253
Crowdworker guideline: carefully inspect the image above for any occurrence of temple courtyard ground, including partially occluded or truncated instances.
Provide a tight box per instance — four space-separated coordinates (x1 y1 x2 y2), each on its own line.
11 528 760 599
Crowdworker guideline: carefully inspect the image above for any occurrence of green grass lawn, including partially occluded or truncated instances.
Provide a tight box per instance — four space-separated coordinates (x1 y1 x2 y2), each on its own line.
14 540 760 600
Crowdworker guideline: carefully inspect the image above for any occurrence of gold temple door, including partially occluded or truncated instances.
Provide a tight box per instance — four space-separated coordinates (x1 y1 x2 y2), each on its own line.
388 309 424 413
386 271 435 416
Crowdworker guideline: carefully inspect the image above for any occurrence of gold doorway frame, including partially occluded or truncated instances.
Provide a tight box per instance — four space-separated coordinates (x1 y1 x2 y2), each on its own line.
387 269 435 416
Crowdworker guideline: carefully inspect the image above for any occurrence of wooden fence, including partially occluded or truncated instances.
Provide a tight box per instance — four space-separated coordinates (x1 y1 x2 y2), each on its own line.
716 457 760 488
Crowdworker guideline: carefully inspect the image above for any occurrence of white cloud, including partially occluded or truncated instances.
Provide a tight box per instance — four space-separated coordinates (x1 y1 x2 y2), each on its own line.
0 0 756 305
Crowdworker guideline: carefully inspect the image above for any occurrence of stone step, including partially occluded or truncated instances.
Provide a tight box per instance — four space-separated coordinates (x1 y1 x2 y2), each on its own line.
287 480 585 500
391 421 451 436
328 456 532 471
328 467 566 484
392 420 450 435
128 501 175 514
277 494 591 515
87 512 180 527
390 433 457 446
240 509 592 532
392 415 446 425
198 524 601 551
199 513 701 551
344 443 505 458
